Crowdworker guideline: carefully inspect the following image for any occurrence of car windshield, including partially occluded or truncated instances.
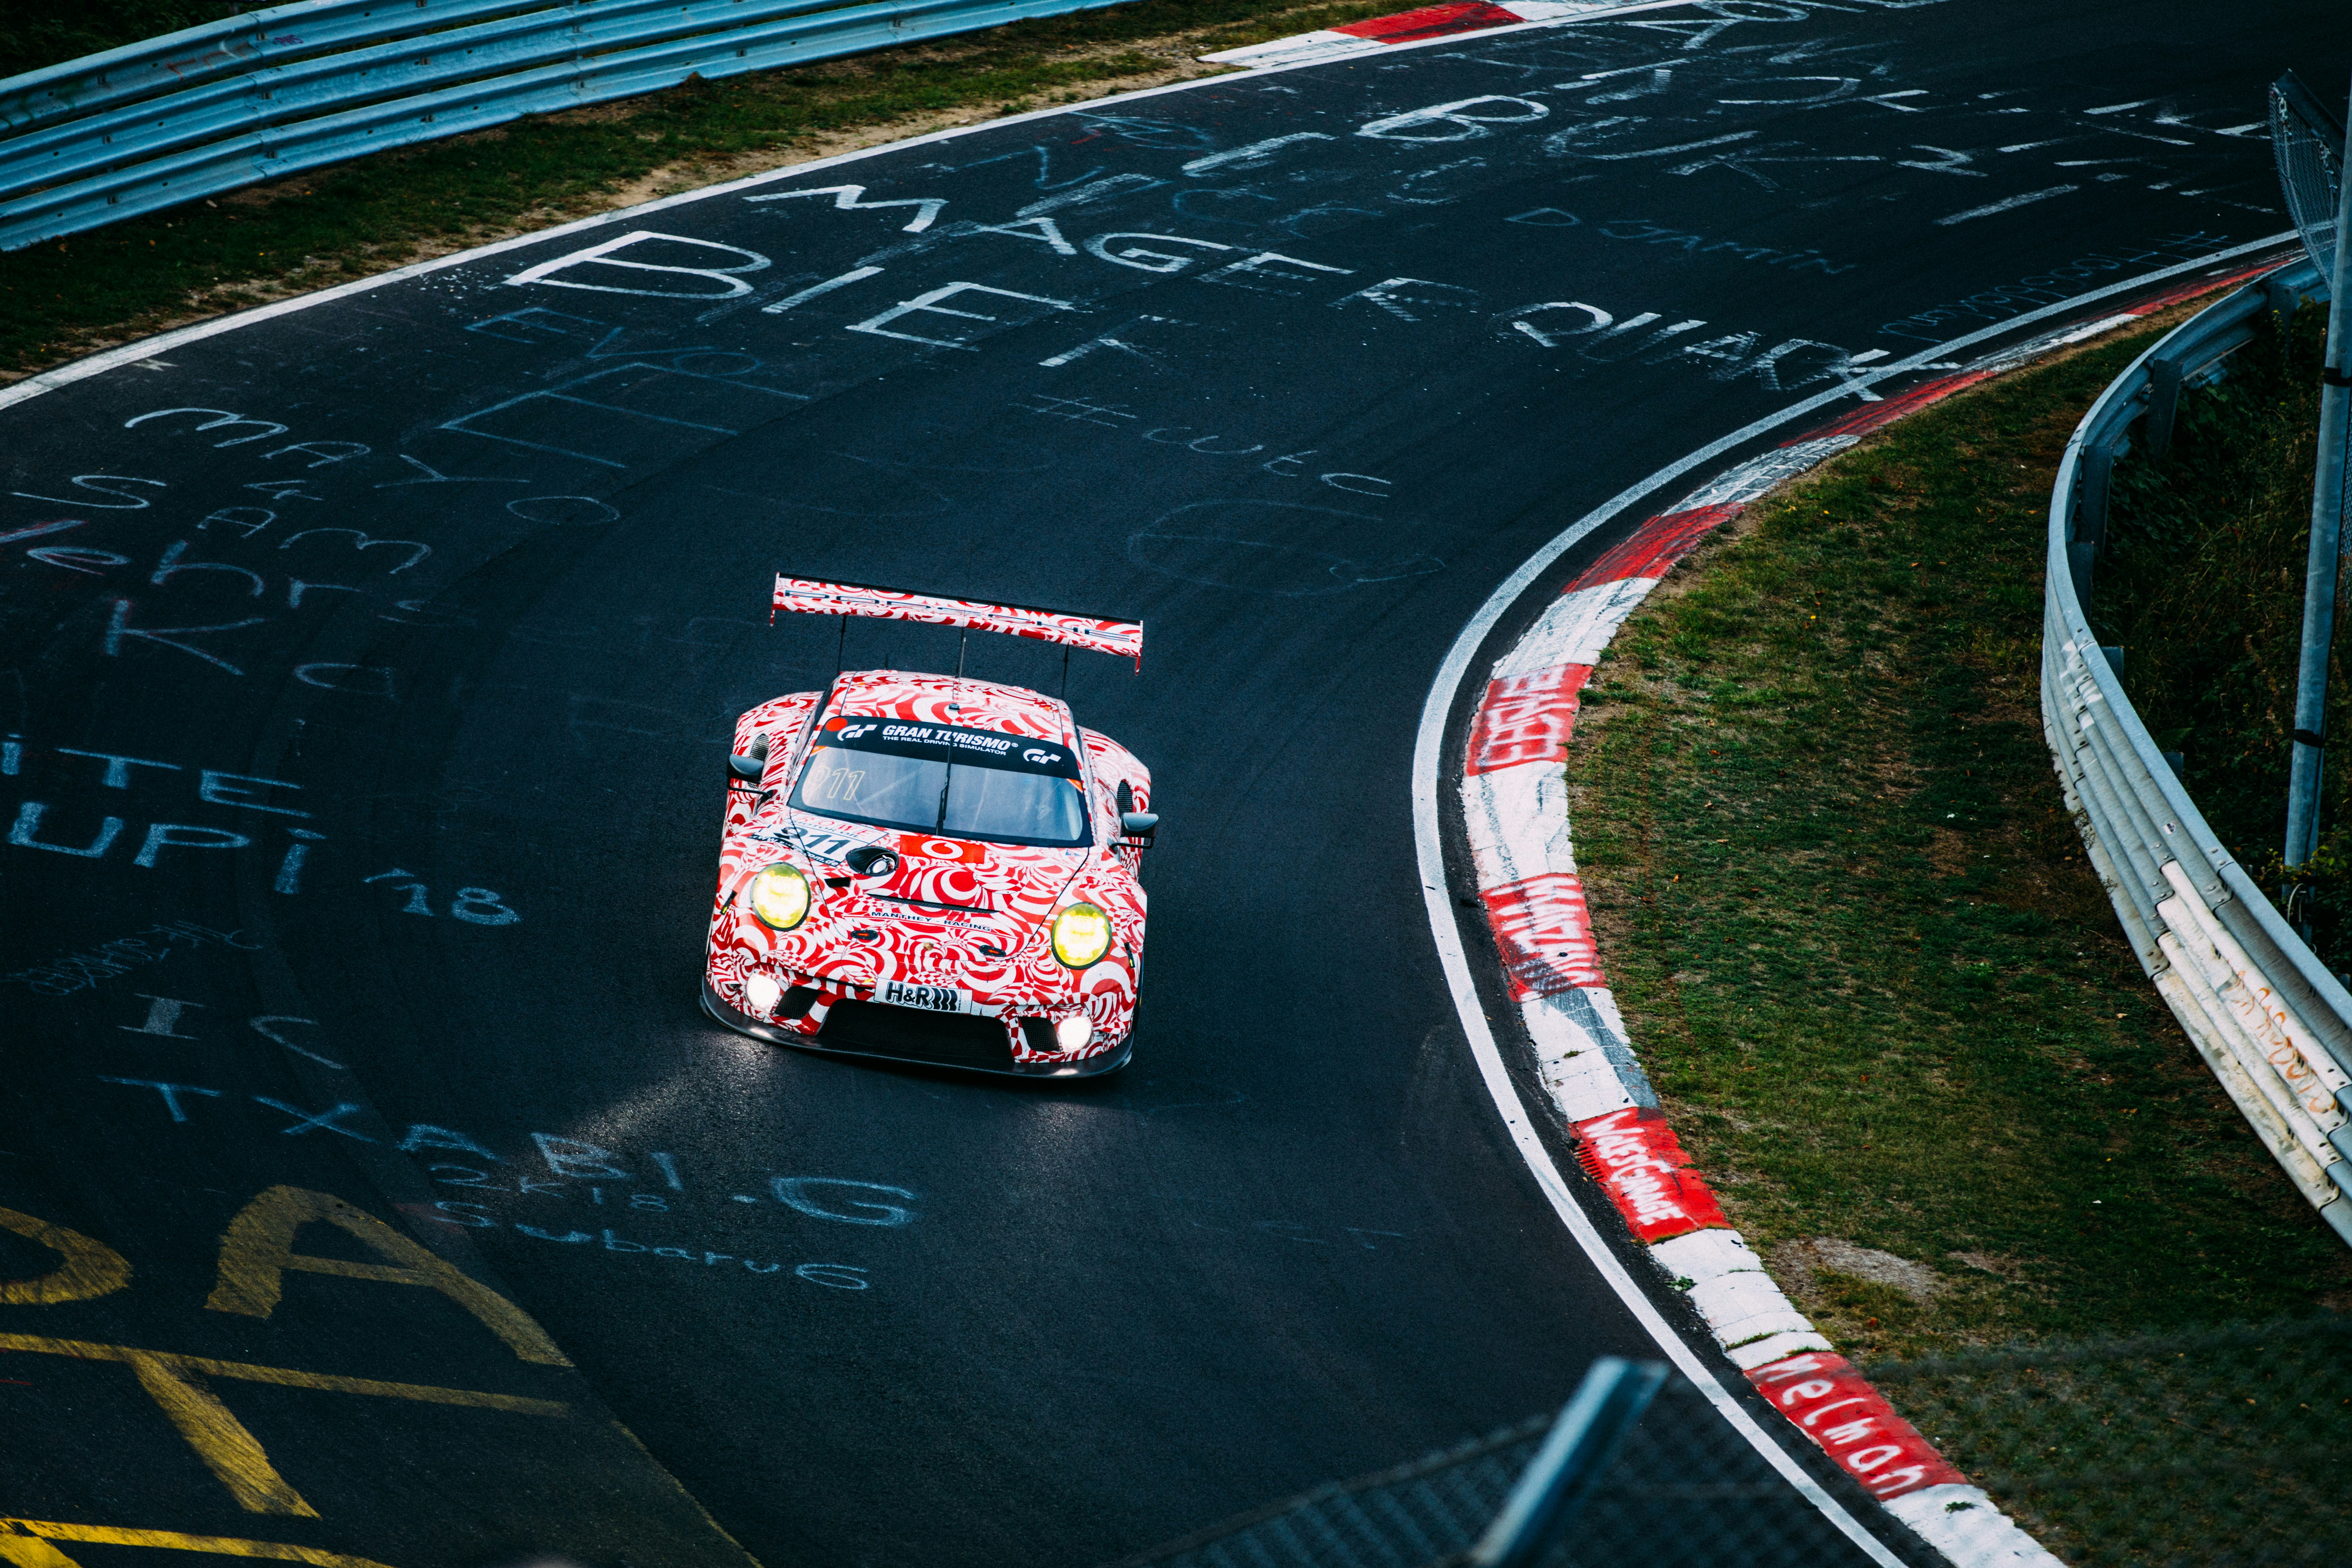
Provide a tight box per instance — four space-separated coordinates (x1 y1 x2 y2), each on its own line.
788 717 1091 849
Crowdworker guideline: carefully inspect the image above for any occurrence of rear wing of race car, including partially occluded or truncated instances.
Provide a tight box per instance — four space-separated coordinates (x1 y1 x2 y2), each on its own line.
771 575 1143 670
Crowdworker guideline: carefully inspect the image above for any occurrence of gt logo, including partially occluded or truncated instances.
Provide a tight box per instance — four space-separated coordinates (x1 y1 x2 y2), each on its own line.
838 723 877 739
1022 749 1060 765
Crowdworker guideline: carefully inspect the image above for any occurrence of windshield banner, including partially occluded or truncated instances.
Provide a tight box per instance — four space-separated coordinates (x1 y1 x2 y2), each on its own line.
772 576 1143 667
820 718 1081 778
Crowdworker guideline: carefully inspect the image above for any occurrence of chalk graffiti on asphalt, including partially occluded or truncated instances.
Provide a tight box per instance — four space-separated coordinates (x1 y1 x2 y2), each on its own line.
1 920 258 996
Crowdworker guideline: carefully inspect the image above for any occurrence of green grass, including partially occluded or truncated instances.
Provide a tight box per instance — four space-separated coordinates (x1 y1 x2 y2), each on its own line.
1566 319 2352 1365
0 0 1397 376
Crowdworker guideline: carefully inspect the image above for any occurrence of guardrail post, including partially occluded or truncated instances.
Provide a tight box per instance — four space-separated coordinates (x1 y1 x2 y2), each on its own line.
2077 443 2116 546
2265 273 2306 321
2143 357 2185 462
1470 1357 1667 1568
2067 542 2096 603
2068 443 2115 601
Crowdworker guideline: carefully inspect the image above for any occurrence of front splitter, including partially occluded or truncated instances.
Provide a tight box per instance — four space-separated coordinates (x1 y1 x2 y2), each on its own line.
698 978 1132 1078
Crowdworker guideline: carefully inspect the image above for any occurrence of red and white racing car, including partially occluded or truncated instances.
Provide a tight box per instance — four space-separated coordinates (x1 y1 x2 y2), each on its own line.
700 578 1156 1076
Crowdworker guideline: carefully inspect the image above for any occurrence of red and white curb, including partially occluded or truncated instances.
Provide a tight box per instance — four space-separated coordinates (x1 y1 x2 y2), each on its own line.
1455 414 2011 1542
1446 263 2278 1563
1200 0 1617 69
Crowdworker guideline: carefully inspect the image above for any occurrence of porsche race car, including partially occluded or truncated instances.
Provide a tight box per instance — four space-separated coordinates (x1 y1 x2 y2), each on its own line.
700 578 1156 1077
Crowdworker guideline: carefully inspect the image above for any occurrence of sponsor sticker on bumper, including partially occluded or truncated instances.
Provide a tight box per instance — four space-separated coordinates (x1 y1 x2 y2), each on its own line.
881 979 969 1014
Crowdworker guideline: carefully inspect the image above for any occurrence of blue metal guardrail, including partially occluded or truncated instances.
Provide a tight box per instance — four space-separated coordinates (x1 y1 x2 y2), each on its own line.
0 0 1134 251
2042 255 2352 1247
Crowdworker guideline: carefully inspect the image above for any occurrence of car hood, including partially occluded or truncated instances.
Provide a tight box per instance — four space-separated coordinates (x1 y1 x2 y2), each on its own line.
768 809 1088 933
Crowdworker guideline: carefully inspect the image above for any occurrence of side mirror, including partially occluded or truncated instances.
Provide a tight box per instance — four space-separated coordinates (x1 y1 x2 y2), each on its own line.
1120 811 1159 842
844 846 899 878
728 733 771 783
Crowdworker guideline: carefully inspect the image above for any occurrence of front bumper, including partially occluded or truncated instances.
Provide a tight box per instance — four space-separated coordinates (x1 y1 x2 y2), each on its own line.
699 978 1133 1079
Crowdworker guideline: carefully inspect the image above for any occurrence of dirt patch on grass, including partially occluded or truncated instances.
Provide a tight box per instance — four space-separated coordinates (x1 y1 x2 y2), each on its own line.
1776 1238 1946 1301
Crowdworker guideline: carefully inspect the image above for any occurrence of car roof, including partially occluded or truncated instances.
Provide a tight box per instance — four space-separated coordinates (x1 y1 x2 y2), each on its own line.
825 670 1072 743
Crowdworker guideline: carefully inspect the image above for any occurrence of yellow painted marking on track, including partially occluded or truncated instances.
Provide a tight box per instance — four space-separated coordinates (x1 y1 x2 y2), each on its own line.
122 1348 318 1517
206 1187 570 1366
1 1519 397 1568
0 1334 568 1515
0 1208 131 1305
0 1528 80 1568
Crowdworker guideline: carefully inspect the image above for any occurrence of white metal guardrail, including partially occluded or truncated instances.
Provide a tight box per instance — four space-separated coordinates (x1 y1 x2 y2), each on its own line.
0 0 1131 251
2044 256 2352 1245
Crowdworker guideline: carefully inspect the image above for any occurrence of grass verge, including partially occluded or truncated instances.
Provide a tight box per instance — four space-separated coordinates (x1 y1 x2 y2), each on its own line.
1564 315 2352 1367
0 0 1395 378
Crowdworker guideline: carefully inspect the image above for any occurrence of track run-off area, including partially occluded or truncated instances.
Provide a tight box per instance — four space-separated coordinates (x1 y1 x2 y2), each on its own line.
1 2 2344 1564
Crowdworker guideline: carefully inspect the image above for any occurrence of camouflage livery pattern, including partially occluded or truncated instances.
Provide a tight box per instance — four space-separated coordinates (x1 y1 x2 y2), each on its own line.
705 669 1150 1071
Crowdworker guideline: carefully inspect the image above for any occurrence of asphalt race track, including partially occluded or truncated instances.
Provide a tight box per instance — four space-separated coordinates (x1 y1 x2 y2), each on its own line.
2 3 2345 1564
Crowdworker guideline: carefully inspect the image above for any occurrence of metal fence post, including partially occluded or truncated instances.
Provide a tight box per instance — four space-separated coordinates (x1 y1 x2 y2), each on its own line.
2144 356 2185 462
2067 442 2116 602
2077 441 2117 549
2284 74 2352 868
1468 1358 1667 1568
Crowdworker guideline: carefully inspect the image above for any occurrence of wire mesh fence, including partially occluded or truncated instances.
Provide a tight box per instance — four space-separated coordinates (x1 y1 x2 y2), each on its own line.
1112 1376 1895 1568
1879 1315 2352 1568
1113 1318 2352 1568
2269 72 2343 280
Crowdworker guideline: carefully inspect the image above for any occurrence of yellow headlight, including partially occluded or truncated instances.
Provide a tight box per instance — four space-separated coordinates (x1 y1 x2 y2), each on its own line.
1051 902 1112 969
747 863 811 930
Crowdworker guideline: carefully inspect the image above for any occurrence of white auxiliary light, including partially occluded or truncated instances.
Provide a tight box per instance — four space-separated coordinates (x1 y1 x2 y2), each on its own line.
1055 1015 1094 1052
743 972 783 1016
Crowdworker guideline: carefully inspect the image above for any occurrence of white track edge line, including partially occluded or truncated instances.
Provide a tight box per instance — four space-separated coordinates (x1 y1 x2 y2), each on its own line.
0 0 1687 413
1410 231 2296 1567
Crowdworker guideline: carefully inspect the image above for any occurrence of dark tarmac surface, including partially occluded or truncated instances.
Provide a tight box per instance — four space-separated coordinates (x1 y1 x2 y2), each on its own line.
0 3 2342 1564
